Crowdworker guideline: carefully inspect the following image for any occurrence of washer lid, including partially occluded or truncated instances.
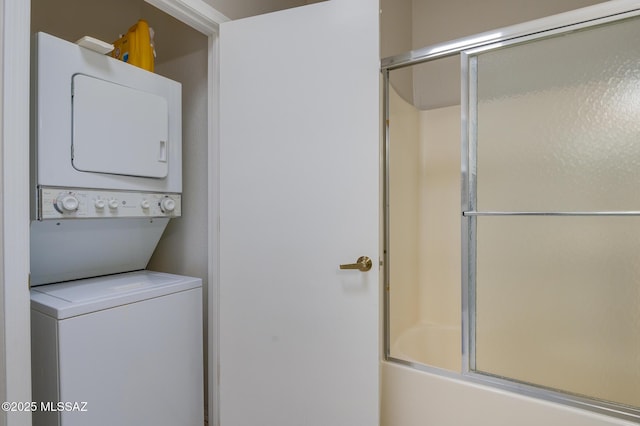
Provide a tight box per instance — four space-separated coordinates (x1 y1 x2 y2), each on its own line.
30 270 201 319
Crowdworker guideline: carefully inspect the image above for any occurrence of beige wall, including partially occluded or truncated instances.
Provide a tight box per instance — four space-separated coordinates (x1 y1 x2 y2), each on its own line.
31 0 141 44
203 0 323 20
31 0 207 63
411 0 608 48
382 0 609 107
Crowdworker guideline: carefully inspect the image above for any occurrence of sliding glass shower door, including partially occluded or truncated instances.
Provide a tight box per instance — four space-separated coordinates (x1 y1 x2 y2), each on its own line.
463 14 640 409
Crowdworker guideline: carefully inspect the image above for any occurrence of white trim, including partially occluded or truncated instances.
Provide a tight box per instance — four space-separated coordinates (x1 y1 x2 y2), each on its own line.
0 0 5 415
207 31 222 426
1 0 33 425
145 0 229 34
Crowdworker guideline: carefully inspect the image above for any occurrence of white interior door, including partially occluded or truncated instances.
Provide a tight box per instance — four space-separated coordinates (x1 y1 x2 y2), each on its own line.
219 1 380 425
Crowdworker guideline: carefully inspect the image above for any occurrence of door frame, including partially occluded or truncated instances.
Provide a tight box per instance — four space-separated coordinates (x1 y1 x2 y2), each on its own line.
0 1 227 425
1 2 32 424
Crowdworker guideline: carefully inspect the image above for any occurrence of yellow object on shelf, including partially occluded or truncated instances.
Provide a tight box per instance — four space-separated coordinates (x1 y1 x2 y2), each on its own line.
111 19 155 72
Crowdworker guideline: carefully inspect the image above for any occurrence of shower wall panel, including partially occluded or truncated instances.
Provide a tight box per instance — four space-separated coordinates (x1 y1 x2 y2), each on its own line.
387 85 461 371
388 86 421 347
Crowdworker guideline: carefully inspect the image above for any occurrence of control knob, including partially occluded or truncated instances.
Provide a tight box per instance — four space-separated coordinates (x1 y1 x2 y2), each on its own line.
55 193 79 213
94 199 106 210
160 197 176 213
108 199 119 210
140 199 151 210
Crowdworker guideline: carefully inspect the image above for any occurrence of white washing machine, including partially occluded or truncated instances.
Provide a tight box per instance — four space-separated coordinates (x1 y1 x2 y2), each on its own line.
30 271 203 426
29 33 204 426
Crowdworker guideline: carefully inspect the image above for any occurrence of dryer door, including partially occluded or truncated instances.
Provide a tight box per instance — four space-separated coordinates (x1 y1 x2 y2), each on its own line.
72 74 169 178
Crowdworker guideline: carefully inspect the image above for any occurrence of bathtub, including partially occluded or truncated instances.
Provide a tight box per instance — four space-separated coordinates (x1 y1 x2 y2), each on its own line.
390 322 461 372
382 325 635 426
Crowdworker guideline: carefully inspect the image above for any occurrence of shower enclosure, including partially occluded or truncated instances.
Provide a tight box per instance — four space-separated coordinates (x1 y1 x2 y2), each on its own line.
383 2 640 421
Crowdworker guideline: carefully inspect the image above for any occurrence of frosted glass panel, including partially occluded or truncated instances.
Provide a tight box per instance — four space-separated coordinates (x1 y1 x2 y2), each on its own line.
475 216 640 407
475 16 640 212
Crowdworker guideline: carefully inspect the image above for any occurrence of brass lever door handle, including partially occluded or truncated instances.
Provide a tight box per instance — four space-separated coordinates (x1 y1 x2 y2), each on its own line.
340 256 372 272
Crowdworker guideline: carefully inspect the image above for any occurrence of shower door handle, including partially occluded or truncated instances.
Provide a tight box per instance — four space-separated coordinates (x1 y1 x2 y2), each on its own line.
339 256 373 272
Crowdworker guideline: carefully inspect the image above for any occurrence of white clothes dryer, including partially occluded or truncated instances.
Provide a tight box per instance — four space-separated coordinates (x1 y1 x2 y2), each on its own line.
32 32 182 194
30 33 184 285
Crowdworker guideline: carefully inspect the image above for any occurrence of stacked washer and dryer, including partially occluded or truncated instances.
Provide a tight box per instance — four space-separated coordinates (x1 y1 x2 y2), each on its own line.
29 33 204 426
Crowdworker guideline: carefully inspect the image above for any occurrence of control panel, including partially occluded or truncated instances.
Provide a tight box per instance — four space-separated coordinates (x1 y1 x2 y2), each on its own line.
38 187 181 220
